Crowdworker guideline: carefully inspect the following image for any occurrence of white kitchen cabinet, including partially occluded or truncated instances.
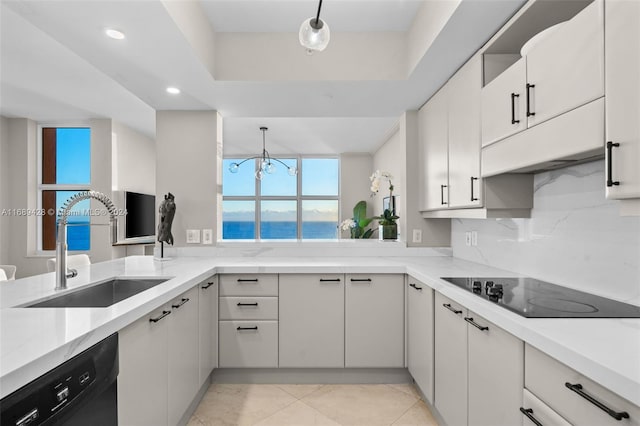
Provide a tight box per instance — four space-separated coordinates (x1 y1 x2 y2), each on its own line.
344 274 404 368
525 344 640 426
419 84 449 211
219 274 278 297
467 310 523 426
118 305 170 426
605 0 640 205
434 293 468 426
279 274 344 368
219 321 278 368
406 276 434 403
198 275 217 386
168 286 199 426
219 296 278 320
521 389 572 426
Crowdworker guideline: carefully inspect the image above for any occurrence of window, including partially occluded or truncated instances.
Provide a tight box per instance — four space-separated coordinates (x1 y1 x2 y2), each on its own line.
222 157 339 240
38 127 91 251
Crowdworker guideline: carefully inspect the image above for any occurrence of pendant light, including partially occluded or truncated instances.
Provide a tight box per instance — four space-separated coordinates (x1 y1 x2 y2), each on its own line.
228 127 298 181
299 0 330 54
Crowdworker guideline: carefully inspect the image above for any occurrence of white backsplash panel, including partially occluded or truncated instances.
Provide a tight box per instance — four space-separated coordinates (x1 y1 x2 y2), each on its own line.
452 161 640 305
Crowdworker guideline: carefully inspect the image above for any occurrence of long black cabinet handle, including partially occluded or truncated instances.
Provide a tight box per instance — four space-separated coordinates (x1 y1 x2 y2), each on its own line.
606 141 621 187
237 302 258 306
470 177 479 202
519 408 543 426
409 283 423 291
350 278 372 282
202 281 215 289
526 83 535 117
464 317 489 331
237 326 258 331
149 310 171 323
565 382 629 421
511 93 520 124
237 278 259 282
320 278 341 282
171 298 189 309
440 185 448 205
442 303 462 315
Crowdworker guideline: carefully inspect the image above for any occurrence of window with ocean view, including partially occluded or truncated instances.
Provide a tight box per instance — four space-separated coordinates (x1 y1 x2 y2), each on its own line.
39 127 91 251
222 157 339 240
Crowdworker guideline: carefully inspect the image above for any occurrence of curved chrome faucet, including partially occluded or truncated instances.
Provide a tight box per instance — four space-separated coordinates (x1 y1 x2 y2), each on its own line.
55 191 118 290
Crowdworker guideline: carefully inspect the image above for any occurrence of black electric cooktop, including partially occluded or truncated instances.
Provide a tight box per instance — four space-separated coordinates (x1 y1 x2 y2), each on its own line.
440 277 640 318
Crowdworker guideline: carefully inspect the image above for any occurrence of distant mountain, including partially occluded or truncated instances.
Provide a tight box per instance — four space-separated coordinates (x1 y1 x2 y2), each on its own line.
224 208 337 222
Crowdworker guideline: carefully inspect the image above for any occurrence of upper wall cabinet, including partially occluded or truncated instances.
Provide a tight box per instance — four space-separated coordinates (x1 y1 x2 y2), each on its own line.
604 0 640 215
480 0 605 176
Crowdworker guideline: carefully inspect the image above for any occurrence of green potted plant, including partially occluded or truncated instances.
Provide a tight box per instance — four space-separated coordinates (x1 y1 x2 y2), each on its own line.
376 208 399 241
340 200 374 239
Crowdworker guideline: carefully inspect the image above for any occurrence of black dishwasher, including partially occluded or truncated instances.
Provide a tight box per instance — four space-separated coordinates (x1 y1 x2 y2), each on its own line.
1 333 118 426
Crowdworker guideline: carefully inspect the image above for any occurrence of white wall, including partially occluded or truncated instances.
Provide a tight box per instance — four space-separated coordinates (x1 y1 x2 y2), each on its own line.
156 111 218 248
112 121 156 195
452 161 640 305
339 153 373 239
373 124 405 233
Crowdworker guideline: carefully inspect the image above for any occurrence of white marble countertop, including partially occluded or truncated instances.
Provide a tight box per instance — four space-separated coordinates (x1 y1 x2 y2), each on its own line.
1 255 638 408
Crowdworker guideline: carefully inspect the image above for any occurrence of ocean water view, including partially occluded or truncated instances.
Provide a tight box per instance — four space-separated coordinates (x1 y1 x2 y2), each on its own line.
66 217 90 251
223 221 338 239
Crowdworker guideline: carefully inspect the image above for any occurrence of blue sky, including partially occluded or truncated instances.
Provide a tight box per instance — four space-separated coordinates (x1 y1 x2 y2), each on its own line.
56 128 90 184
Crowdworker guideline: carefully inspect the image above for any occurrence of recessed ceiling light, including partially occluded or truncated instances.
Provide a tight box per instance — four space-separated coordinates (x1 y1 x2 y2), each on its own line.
166 87 181 95
105 28 125 40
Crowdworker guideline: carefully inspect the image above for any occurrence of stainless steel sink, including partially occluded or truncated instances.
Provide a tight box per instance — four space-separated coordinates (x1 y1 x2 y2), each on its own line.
26 277 170 308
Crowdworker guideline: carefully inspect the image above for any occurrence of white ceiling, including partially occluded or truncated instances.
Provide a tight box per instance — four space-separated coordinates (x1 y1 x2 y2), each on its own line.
0 0 526 154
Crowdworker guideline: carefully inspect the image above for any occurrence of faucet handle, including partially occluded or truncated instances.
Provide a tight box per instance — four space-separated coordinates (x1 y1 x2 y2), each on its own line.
66 268 78 279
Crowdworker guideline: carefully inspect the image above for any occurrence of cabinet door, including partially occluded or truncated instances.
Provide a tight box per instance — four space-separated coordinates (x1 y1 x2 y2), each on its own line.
521 389 572 426
345 274 404 368
168 286 199 426
481 58 527 146
434 293 468 426
466 310 523 426
118 305 169 426
605 0 640 199
526 0 604 127
279 274 344 367
407 278 434 403
419 86 450 210
448 56 482 208
199 276 217 386
219 321 279 367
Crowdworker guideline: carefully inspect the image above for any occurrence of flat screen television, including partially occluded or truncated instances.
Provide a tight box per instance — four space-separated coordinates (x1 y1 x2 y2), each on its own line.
113 191 156 242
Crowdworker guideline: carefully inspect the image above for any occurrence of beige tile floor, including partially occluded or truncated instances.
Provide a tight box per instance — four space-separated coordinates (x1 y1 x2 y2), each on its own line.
188 383 439 426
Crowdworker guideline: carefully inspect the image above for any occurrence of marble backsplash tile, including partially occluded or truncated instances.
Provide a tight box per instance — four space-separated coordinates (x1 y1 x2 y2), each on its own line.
452 161 640 305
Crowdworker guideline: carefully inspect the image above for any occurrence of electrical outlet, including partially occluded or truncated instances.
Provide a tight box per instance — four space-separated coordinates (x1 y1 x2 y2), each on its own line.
412 229 422 243
465 232 472 246
186 229 201 244
471 231 478 246
202 229 213 245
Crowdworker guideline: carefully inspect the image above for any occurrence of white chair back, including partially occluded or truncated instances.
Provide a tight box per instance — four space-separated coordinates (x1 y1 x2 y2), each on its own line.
46 255 91 272
0 265 17 280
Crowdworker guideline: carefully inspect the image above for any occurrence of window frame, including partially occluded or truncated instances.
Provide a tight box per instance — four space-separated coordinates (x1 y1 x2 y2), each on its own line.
222 155 340 240
36 124 92 253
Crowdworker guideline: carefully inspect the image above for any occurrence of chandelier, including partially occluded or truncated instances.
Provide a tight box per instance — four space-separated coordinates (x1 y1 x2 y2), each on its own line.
228 127 298 180
299 0 330 54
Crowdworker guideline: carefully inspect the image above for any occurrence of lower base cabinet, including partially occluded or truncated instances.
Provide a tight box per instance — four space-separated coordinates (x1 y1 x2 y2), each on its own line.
407 276 434 403
219 321 278 367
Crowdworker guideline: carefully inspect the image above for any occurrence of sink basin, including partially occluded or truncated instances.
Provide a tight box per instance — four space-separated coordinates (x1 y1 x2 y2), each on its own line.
26 277 170 308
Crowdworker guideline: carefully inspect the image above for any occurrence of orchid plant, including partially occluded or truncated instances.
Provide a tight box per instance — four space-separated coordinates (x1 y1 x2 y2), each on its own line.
370 170 394 198
339 200 374 239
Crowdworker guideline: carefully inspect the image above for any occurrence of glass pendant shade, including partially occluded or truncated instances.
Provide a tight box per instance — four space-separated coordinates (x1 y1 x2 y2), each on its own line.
264 162 275 174
229 163 239 173
299 17 330 53
255 169 263 180
288 167 298 176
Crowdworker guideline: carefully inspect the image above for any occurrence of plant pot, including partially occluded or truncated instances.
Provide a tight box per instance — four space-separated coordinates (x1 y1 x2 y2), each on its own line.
379 224 397 241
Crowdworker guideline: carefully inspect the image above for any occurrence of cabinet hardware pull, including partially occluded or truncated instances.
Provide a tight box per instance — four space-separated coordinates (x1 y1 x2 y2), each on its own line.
350 278 372 282
526 83 535 117
237 326 258 331
442 303 462 314
171 298 189 309
149 310 171 323
319 278 341 282
606 141 621 187
470 176 479 202
237 278 259 282
511 93 520 124
440 185 448 205
519 408 543 426
464 317 489 331
202 281 215 289
409 283 423 291
237 302 258 306
565 382 629 421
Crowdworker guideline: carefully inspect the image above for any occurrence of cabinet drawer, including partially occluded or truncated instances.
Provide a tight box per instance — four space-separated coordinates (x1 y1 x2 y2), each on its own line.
219 274 278 296
521 389 572 426
219 297 278 320
219 321 278 368
525 344 640 426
